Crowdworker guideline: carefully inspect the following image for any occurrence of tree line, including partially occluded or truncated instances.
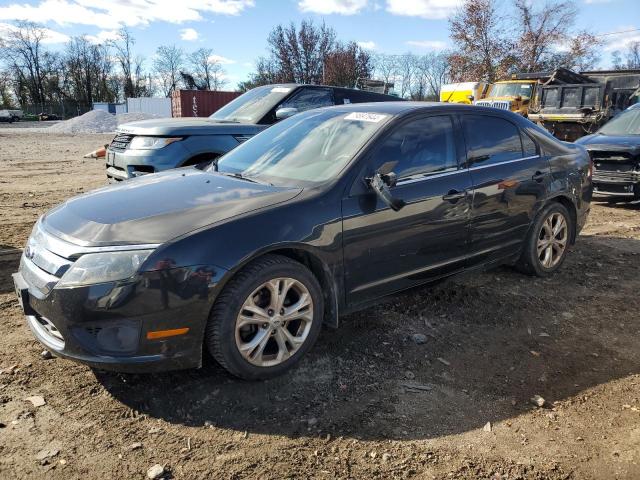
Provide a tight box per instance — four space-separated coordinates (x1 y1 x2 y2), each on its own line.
242 0 639 100
1 0 639 111
0 22 228 110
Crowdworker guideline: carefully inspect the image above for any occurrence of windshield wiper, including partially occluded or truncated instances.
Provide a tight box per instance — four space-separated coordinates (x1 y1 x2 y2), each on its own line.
218 171 260 184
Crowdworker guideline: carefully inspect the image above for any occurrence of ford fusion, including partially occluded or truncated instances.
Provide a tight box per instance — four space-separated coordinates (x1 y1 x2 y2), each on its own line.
13 103 592 380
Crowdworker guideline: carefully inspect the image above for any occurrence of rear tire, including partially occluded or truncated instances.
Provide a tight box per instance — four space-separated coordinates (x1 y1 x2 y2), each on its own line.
205 254 323 380
516 202 573 277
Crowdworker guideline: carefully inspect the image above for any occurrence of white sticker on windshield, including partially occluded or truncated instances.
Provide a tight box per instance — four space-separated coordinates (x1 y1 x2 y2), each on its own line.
272 87 292 93
344 112 387 123
521 85 529 89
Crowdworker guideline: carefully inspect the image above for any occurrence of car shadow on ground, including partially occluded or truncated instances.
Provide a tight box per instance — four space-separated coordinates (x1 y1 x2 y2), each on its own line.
94 234 640 441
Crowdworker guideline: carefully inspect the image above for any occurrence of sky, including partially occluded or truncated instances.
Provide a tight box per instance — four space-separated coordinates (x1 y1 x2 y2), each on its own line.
0 0 639 87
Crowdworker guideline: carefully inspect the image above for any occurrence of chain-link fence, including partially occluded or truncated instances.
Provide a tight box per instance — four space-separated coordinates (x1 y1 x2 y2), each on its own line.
19 101 92 119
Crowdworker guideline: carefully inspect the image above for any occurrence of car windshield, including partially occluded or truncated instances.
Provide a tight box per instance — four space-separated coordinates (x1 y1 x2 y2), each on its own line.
209 85 294 124
215 109 391 186
490 83 533 99
599 106 640 135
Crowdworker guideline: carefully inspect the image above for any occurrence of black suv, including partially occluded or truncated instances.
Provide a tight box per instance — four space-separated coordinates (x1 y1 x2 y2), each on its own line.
14 103 592 379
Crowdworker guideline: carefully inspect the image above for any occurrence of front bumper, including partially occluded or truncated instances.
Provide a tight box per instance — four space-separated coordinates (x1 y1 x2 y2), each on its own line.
106 142 192 182
13 258 226 373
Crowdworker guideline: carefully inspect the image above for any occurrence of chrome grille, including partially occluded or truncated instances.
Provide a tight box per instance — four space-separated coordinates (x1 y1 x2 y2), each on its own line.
474 100 511 110
109 133 134 152
593 170 639 183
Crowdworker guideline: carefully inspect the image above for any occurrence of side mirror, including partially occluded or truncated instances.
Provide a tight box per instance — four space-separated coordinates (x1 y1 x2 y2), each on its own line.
275 107 299 120
467 95 475 101
368 172 405 211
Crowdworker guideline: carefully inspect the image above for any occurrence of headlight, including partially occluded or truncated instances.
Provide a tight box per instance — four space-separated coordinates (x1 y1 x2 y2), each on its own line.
56 250 153 288
128 136 182 150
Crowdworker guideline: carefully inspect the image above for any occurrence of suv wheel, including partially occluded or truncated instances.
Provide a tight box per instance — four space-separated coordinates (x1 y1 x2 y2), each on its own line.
205 255 323 380
517 202 572 277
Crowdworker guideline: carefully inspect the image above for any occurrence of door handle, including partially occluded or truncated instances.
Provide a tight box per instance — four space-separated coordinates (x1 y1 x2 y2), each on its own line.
442 189 466 203
532 171 546 182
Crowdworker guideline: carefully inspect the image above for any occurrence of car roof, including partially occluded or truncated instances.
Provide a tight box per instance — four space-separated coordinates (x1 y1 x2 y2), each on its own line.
314 101 519 117
265 83 399 98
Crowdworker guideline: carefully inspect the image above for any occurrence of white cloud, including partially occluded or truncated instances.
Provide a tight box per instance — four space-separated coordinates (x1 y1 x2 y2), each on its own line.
180 27 199 41
298 0 368 15
386 0 462 20
406 39 447 50
86 29 120 44
0 0 255 29
357 40 376 50
0 21 69 43
209 54 235 65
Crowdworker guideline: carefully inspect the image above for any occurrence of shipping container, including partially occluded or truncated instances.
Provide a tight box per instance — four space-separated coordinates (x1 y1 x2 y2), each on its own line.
171 90 242 118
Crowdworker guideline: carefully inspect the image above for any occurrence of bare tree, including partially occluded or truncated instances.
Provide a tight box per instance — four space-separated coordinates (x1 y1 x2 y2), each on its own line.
154 45 183 97
265 20 336 84
323 41 372 88
448 0 513 82
395 53 416 98
414 52 451 100
109 27 138 99
372 54 399 94
64 36 115 107
189 48 226 90
1 21 59 109
612 41 640 70
514 0 577 72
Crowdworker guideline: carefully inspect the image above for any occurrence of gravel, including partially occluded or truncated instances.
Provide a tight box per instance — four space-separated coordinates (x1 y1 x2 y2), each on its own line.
44 110 163 134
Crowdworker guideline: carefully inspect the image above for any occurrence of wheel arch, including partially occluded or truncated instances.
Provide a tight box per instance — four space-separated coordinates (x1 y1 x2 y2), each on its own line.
179 152 222 168
546 194 578 244
214 245 340 329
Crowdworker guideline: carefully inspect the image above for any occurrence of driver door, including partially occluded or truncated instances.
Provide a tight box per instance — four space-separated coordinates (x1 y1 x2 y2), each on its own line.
341 114 473 307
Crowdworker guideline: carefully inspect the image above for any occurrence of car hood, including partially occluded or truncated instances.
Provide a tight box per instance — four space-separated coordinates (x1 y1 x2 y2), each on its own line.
42 169 302 246
116 118 267 136
575 134 640 154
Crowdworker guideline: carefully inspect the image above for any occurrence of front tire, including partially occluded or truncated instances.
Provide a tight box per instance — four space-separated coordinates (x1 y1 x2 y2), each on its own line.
205 255 324 380
516 203 572 277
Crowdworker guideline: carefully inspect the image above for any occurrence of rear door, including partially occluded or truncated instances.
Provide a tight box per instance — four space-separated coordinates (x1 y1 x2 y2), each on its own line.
342 114 473 306
461 114 550 265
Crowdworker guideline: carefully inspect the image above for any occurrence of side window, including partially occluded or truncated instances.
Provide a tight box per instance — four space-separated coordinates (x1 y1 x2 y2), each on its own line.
462 115 523 166
370 115 457 180
521 131 538 157
280 88 334 112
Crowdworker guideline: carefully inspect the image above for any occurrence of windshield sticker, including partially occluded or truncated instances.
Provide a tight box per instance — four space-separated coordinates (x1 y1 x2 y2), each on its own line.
271 87 292 93
344 112 387 123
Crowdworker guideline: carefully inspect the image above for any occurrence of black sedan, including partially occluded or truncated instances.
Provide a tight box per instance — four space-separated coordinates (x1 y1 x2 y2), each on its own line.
576 103 640 202
13 103 592 380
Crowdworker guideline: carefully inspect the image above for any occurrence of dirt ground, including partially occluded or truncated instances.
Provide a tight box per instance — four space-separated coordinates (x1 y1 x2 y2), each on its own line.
0 128 639 480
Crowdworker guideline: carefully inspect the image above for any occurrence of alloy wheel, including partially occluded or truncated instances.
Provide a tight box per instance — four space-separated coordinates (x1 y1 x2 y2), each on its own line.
537 212 568 269
234 277 314 367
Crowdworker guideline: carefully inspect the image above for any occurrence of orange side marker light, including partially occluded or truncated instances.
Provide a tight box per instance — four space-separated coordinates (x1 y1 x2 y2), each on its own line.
146 328 190 340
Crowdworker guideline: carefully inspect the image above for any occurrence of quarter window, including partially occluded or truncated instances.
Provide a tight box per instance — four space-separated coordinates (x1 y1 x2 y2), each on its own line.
280 88 334 112
521 132 538 157
462 115 523 166
371 115 457 180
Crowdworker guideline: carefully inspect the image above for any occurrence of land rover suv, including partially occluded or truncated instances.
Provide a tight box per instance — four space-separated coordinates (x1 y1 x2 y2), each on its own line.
105 84 399 182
